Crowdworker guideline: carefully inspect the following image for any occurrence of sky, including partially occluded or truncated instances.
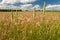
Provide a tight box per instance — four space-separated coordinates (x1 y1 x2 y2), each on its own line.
0 0 60 10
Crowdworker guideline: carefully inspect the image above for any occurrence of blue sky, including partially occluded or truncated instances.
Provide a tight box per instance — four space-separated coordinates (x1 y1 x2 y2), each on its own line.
0 0 60 10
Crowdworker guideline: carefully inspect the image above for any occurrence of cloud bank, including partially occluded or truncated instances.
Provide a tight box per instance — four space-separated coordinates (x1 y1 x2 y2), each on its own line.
0 0 41 10
46 4 60 10
0 0 36 4
0 3 41 10
0 0 60 10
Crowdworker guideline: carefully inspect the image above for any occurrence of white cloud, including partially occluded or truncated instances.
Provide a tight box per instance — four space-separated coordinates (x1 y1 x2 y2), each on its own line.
20 4 41 10
0 0 17 4
0 4 32 10
0 4 41 10
0 0 38 10
20 4 33 10
0 4 21 9
20 0 36 3
46 4 60 10
0 0 36 4
0 0 40 10
33 5 41 10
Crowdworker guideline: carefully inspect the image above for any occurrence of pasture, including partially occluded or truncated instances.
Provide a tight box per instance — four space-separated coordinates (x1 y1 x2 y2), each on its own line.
0 11 60 40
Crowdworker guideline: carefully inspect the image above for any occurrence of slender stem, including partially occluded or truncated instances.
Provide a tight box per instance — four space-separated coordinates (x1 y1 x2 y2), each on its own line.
11 9 13 22
43 0 46 14
42 0 46 22
16 9 18 23
33 7 36 19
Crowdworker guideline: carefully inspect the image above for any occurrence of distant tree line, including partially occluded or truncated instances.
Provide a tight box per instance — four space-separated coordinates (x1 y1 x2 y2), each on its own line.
0 9 23 12
0 9 60 12
0 9 42 12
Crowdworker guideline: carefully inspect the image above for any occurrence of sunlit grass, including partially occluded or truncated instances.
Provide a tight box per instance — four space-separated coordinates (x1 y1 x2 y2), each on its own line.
0 11 60 40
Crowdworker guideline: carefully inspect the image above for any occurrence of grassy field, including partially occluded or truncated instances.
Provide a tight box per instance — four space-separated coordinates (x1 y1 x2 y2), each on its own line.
0 11 60 40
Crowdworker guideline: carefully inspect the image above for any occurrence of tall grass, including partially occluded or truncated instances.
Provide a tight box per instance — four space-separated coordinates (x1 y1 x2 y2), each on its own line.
0 11 60 40
42 0 46 22
16 9 18 23
33 7 36 19
43 0 46 14
11 9 14 22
